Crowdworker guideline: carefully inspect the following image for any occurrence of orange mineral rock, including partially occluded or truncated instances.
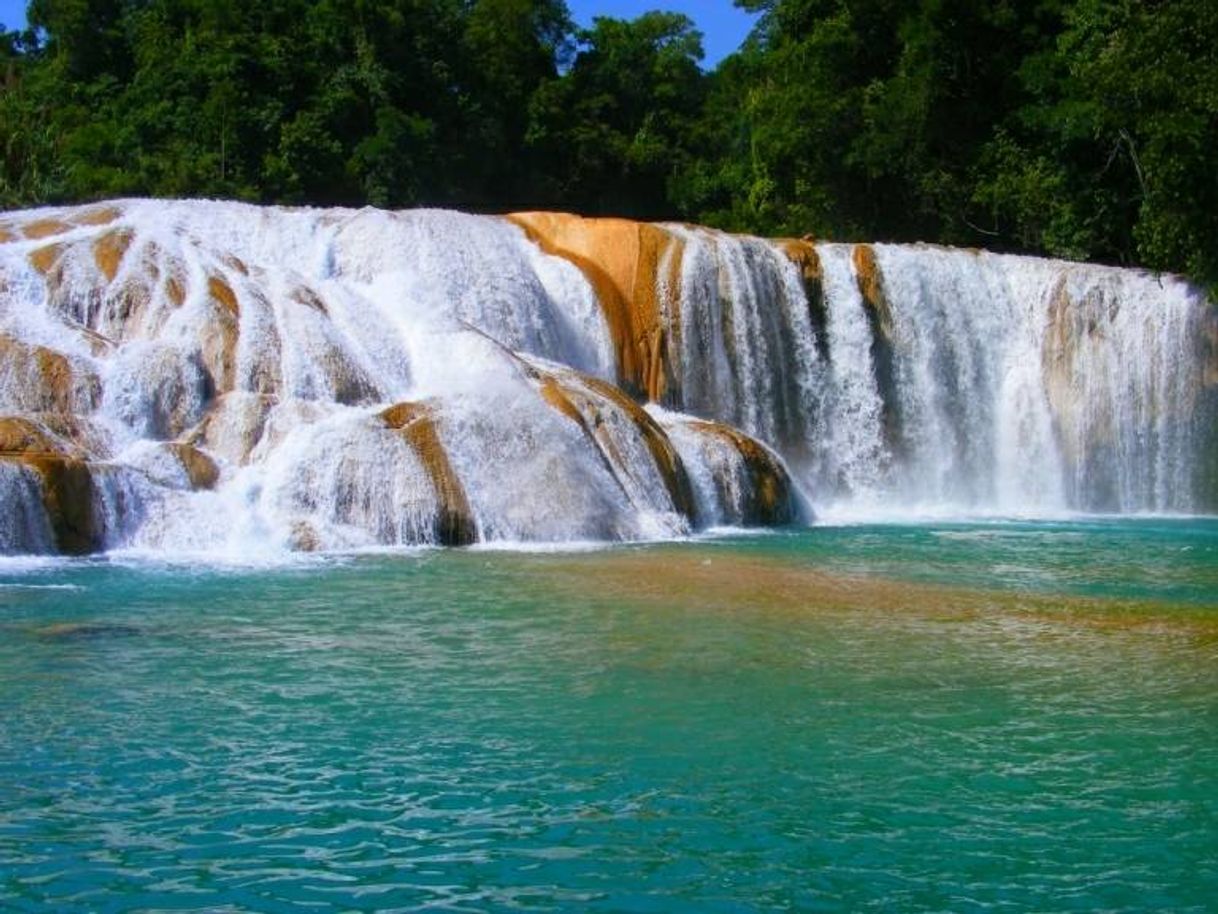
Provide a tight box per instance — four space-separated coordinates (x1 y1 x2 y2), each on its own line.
508 212 685 404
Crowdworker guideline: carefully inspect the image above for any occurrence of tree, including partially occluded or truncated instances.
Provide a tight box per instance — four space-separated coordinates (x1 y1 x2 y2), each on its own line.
2 28 59 205
974 0 1218 287
2 0 1214 293
459 0 572 209
527 11 705 219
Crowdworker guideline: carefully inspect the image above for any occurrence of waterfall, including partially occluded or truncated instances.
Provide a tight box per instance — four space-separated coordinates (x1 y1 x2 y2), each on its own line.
0 201 1213 556
0 461 55 553
665 225 821 453
0 201 806 555
659 236 1216 517
823 245 1215 515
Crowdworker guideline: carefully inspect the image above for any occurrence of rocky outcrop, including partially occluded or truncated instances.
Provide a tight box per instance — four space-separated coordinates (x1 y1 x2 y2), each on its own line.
690 420 800 526
0 417 99 554
380 401 477 546
92 229 134 281
0 334 101 415
526 363 697 524
1042 276 1105 465
21 218 73 240
165 443 220 491
507 212 686 404
654 413 804 528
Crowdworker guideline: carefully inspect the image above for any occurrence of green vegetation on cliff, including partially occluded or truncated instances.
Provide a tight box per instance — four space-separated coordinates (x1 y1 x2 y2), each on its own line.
2 0 1215 290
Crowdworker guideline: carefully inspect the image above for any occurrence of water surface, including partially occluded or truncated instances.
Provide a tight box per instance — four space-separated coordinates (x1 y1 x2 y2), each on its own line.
2 519 1216 912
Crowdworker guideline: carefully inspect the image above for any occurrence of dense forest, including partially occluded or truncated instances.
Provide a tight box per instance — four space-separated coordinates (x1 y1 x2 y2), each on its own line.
2 0 1215 292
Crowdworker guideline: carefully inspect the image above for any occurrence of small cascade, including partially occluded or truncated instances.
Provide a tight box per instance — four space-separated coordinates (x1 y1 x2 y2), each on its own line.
520 358 695 540
665 225 821 454
803 245 891 503
0 461 55 553
651 406 806 529
866 245 1062 512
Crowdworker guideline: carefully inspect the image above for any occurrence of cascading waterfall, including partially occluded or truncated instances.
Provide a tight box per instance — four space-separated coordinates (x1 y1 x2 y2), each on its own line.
848 245 1216 515
0 201 803 555
656 230 1216 518
665 225 821 454
0 200 1213 556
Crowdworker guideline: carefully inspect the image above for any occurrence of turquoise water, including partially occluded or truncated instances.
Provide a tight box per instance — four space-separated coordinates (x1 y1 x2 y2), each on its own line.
2 519 1217 912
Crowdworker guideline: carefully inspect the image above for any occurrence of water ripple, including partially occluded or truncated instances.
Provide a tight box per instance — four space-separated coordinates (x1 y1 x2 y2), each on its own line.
2 528 1217 911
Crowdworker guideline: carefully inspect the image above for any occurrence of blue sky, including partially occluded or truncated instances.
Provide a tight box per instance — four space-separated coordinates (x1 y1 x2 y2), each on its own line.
567 1 756 67
0 0 23 32
1 1 756 67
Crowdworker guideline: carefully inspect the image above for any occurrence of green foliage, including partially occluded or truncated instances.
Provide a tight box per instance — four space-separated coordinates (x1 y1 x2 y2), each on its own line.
677 0 1215 292
0 0 1214 291
463 0 573 206
2 0 569 209
526 11 705 218
1 29 65 205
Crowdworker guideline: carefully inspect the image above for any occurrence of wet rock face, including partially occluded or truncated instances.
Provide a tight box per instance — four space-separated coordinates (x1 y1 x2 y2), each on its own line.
693 421 801 527
0 417 99 554
507 212 686 405
527 363 697 527
379 402 477 547
652 413 805 529
166 443 220 491
0 416 68 456
0 335 102 415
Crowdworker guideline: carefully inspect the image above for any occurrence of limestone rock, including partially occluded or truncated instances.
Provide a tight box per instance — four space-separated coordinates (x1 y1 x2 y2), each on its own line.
0 416 99 553
852 244 893 340
0 335 100 415
656 413 805 528
527 364 696 525
22 218 72 240
169 443 221 490
508 212 685 404
380 401 477 546
93 229 134 281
